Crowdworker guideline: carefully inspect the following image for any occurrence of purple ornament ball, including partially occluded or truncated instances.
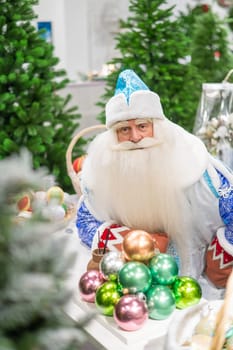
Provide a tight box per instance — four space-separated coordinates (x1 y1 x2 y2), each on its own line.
114 294 148 331
79 270 105 303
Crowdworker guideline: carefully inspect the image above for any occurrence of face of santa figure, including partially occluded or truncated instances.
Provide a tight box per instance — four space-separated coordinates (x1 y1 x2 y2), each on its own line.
115 119 153 144
81 118 188 240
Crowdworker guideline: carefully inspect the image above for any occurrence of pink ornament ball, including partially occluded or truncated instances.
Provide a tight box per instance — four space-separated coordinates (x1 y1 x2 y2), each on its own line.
114 294 148 331
79 270 105 303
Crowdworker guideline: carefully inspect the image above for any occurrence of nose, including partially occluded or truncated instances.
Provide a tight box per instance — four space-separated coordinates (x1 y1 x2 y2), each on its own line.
129 127 143 143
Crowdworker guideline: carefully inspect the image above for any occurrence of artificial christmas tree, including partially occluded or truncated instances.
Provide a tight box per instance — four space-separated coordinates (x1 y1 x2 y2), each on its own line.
97 0 202 131
179 4 233 167
228 5 233 32
190 5 233 83
0 150 101 350
0 0 85 193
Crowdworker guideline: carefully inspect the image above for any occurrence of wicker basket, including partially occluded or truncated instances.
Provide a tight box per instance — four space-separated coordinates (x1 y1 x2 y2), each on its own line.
164 269 233 350
66 124 106 196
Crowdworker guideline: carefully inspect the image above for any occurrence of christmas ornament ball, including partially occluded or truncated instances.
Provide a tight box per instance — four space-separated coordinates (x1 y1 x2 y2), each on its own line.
73 155 86 173
46 186 64 204
146 284 176 320
43 204 66 221
136 292 147 302
226 333 233 350
114 294 148 331
118 261 152 294
79 270 105 303
173 276 202 309
122 230 155 262
149 253 178 285
17 193 31 211
100 251 125 281
95 281 121 316
34 191 47 206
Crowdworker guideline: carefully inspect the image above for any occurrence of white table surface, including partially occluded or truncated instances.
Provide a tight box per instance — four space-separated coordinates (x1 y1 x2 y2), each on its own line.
61 218 184 350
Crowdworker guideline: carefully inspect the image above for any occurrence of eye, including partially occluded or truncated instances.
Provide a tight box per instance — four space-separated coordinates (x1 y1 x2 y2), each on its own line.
138 123 149 131
118 126 130 135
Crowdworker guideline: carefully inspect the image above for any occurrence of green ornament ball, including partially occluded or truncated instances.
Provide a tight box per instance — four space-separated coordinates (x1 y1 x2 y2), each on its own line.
95 281 121 316
173 276 202 309
146 284 176 320
149 253 178 285
118 261 152 294
226 329 233 349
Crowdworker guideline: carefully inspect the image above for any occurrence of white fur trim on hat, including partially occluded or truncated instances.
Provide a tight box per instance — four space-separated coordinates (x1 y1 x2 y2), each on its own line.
105 90 165 128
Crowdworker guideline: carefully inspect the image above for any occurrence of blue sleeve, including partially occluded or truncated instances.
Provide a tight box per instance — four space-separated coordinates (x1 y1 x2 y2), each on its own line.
76 199 103 248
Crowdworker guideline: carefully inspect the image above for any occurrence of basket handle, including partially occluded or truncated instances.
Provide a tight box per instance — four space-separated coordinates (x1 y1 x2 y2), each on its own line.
210 268 233 350
66 124 106 195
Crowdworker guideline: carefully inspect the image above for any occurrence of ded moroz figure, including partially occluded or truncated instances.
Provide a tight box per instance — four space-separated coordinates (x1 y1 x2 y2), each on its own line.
76 69 233 299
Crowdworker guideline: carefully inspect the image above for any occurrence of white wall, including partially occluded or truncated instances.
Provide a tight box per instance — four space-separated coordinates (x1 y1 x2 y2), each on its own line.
64 0 89 81
33 0 130 81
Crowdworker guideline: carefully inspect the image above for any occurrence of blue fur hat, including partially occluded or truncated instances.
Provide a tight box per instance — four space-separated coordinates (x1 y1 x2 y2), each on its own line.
105 69 165 128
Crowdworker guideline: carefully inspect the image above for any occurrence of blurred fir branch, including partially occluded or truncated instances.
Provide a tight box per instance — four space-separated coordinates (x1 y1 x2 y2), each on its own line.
0 150 97 350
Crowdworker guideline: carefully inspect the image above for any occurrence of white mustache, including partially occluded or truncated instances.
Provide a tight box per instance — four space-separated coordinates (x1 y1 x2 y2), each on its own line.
111 137 163 151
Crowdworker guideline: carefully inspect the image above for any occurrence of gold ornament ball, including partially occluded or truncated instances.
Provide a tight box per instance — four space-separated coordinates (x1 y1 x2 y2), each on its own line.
122 230 155 262
46 186 64 204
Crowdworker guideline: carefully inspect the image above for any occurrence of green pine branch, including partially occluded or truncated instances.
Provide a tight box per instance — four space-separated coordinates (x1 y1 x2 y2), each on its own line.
0 0 85 193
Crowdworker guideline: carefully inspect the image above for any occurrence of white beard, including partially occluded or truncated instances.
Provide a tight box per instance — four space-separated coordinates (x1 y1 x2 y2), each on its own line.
81 119 208 250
